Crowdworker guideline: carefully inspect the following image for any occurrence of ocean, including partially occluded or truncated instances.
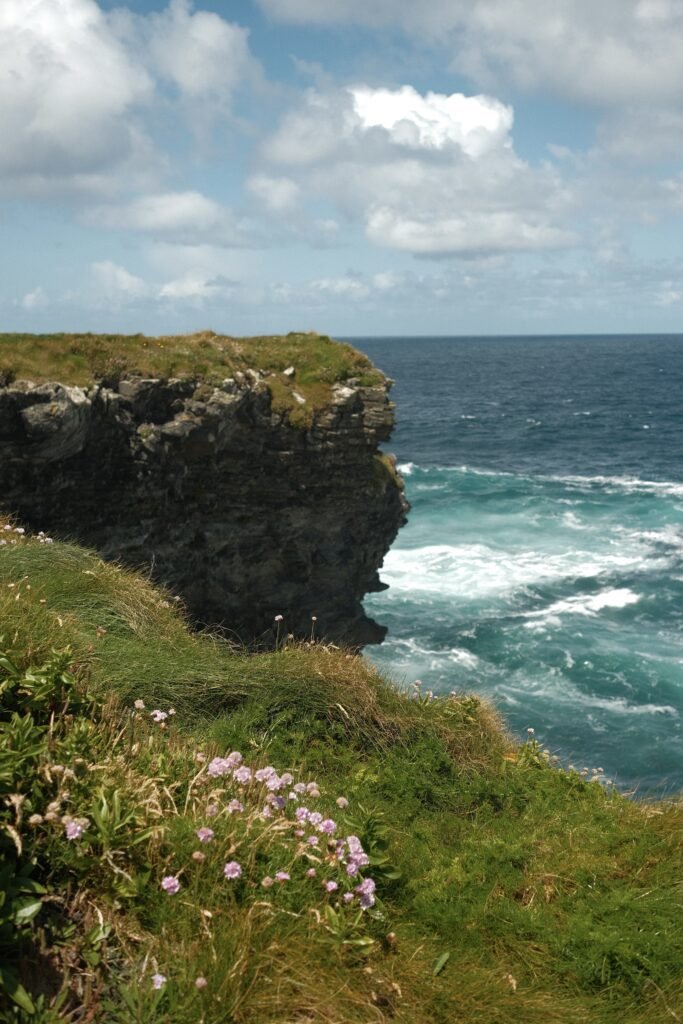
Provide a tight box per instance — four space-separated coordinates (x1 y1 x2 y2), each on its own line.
350 335 683 796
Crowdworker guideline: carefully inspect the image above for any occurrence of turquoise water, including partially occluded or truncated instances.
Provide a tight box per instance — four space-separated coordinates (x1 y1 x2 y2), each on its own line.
353 336 683 795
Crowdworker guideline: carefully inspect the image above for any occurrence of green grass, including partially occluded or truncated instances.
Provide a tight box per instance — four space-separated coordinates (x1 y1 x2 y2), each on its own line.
1 520 682 1023
0 331 385 427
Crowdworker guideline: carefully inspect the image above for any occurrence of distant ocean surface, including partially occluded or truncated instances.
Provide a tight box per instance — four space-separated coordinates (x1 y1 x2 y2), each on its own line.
351 335 683 795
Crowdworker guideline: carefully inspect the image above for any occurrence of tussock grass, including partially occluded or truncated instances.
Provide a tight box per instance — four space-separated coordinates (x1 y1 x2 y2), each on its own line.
0 331 384 426
1 519 682 1023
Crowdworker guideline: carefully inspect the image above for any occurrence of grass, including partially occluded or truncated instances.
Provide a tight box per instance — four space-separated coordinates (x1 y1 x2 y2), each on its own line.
0 331 385 427
1 519 682 1023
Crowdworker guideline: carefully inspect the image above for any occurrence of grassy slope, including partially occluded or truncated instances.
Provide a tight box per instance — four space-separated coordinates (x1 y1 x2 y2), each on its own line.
1 523 682 1024
0 331 384 427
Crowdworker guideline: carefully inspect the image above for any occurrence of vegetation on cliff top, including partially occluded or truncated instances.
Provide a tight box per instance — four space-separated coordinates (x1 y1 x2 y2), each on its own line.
1 520 682 1023
0 331 385 425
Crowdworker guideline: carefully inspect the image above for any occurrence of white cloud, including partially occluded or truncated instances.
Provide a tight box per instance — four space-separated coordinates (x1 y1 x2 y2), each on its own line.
86 191 242 245
145 0 258 103
0 0 152 189
256 0 683 108
158 273 234 300
20 287 48 311
351 86 512 157
92 261 150 300
260 84 577 257
247 175 302 211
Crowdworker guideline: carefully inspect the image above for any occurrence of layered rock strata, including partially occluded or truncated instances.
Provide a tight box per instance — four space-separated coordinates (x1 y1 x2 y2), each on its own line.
0 369 408 646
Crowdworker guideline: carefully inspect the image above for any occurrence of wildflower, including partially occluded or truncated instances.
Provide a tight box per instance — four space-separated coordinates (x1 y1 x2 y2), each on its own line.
356 877 376 909
233 766 252 784
262 805 273 817
151 710 168 723
28 814 43 826
261 876 274 888
266 774 284 791
195 827 214 843
527 727 535 736
308 811 323 826
293 783 306 794
192 851 206 864
195 752 206 763
14 527 25 535
295 806 310 822
274 614 283 622
346 835 365 856
134 699 145 710
227 799 243 814
280 772 294 786
223 861 242 880
168 708 176 716
324 880 338 893
161 876 181 894
295 829 305 837
275 871 290 883
306 835 319 847
306 782 319 794
195 976 208 991
206 803 220 817
255 766 276 782
335 796 349 809
151 973 166 990
319 818 336 834
343 893 355 904
308 788 321 799
306 868 317 878
63 816 89 841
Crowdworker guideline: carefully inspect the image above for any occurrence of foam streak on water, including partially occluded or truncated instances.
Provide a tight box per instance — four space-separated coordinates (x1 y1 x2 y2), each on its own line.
355 336 683 795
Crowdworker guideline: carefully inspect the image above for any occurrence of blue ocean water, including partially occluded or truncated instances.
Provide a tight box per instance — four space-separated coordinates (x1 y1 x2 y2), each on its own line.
352 335 683 795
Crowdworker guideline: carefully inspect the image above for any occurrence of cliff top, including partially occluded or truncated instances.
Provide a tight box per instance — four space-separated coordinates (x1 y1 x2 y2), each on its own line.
0 329 385 424
1 518 682 1021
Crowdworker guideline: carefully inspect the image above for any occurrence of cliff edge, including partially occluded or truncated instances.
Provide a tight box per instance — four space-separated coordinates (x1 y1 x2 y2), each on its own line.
0 331 408 646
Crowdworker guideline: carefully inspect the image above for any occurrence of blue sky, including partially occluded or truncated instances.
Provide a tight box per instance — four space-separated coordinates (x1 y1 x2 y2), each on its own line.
3 0 683 337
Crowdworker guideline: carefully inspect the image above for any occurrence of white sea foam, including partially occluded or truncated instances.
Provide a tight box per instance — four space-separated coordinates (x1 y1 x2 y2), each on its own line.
380 544 652 600
392 636 480 669
544 473 683 498
523 588 642 630
397 461 416 476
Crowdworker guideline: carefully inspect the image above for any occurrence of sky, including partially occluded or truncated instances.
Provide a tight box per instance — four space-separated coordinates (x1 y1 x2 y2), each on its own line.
2 0 683 337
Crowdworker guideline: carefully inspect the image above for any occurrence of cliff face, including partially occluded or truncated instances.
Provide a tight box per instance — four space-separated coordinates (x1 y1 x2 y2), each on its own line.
0 368 408 646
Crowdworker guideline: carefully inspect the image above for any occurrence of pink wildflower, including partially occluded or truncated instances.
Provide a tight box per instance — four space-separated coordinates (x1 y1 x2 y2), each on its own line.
63 816 88 841
319 818 336 834
150 710 167 723
227 799 243 814
195 976 208 991
195 827 214 843
324 880 338 893
306 868 317 878
275 871 290 882
161 876 180 894
223 860 242 880
233 766 252 784
151 973 166 990
261 876 274 888
134 699 145 710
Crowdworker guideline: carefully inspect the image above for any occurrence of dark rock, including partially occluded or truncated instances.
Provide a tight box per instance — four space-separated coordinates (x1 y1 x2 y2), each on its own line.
0 368 408 647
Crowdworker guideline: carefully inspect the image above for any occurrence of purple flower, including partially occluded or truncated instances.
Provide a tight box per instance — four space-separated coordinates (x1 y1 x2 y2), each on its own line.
306 835 319 847
295 806 310 822
308 811 323 826
347 835 365 856
255 766 276 782
151 709 168 723
306 868 317 878
356 877 376 909
233 766 252 784
227 799 243 814
195 976 208 991
306 782 319 793
226 751 243 768
151 973 166 990
207 757 230 777
63 816 88 841
206 803 219 817
266 774 284 791
293 783 306 794
319 818 336 834
280 772 294 786
223 861 242 880
161 876 180 894
275 871 290 882
343 892 355 904
195 827 214 843
324 880 338 893
262 805 273 817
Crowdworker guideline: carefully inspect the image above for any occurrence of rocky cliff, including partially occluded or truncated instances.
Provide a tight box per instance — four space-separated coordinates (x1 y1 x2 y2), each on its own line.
0 339 408 646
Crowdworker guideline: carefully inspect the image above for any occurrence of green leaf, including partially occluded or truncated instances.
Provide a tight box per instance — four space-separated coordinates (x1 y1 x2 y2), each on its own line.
0 966 35 1014
433 951 450 976
14 898 43 924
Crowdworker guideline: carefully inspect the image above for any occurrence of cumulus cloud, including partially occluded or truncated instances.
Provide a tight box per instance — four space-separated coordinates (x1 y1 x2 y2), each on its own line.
0 0 152 189
256 0 683 108
85 191 243 245
143 0 259 104
247 175 302 212
92 261 150 301
20 287 49 311
259 84 576 256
